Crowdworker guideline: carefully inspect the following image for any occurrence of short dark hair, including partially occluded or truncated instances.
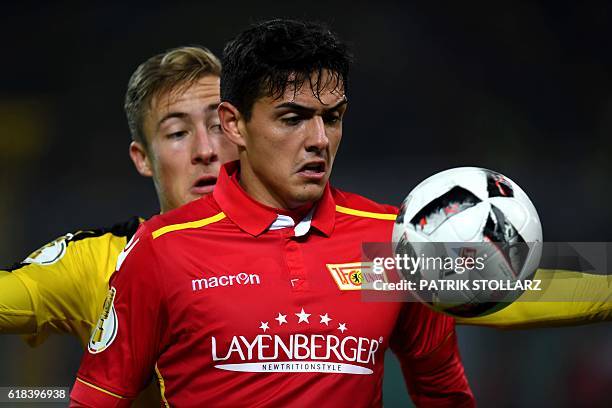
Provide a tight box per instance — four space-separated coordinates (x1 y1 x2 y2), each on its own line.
125 46 222 147
221 19 352 120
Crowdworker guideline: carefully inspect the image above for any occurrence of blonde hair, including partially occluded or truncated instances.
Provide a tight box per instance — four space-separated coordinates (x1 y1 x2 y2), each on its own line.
124 46 221 146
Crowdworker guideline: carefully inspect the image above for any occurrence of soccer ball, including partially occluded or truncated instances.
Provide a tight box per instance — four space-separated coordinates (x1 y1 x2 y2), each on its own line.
392 167 543 317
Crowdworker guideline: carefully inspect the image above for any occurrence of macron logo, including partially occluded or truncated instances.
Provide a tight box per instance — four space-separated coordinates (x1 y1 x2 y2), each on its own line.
192 273 261 292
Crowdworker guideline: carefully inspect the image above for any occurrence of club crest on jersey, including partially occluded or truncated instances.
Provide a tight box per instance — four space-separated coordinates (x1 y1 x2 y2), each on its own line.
326 263 387 291
88 287 118 354
23 233 73 266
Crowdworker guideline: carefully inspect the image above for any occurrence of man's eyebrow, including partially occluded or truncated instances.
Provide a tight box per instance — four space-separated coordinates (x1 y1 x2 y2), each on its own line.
157 103 219 129
274 97 348 113
157 112 188 130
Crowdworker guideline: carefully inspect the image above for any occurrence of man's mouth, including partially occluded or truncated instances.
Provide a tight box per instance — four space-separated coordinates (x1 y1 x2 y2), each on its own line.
297 160 327 181
191 176 217 195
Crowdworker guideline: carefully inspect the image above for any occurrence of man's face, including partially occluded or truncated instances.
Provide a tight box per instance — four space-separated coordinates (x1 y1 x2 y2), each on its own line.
233 71 347 209
133 75 238 212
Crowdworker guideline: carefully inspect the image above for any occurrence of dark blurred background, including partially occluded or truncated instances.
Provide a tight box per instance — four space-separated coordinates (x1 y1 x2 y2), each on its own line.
0 1 611 407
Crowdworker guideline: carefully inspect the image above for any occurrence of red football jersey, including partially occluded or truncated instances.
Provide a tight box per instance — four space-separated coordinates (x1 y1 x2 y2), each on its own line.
71 162 474 408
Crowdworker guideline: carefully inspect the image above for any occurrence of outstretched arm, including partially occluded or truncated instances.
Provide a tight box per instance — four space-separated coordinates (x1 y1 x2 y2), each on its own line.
0 270 36 334
456 268 612 328
0 227 132 346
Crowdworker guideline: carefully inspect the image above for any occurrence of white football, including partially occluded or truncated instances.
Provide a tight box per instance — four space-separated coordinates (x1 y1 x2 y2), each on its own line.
392 167 543 317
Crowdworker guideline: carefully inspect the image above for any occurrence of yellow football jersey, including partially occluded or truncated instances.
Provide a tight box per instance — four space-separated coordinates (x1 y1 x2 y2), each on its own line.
0 217 141 347
455 268 612 327
0 214 610 349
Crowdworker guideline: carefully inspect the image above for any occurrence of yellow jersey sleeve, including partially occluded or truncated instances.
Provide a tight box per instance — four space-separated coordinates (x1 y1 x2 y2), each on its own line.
0 217 141 347
456 268 612 328
0 270 36 333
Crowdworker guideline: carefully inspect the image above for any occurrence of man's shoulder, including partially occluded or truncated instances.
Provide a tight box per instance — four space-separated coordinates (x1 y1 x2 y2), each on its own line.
141 195 225 241
330 187 398 220
3 216 143 273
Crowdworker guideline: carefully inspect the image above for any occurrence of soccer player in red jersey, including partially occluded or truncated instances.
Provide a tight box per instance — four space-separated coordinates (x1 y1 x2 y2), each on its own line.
70 20 475 407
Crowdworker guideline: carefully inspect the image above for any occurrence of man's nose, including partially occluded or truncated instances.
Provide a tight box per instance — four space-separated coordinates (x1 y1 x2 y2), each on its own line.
192 127 218 165
305 116 329 152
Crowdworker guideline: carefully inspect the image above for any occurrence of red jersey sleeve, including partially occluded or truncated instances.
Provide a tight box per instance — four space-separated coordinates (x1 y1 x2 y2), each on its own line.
70 227 167 407
390 302 475 408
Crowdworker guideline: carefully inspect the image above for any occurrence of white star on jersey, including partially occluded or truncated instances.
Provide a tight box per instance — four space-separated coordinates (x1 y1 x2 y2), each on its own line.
338 323 347 333
259 322 269 332
295 308 311 323
275 313 287 325
319 313 332 326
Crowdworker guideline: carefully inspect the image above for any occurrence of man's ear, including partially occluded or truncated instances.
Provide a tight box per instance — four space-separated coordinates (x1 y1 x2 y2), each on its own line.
218 101 247 148
129 141 153 177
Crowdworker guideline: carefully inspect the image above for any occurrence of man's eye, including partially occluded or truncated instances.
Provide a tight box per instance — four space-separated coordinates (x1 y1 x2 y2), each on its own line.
167 131 187 139
281 116 303 126
209 124 223 133
324 115 341 125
